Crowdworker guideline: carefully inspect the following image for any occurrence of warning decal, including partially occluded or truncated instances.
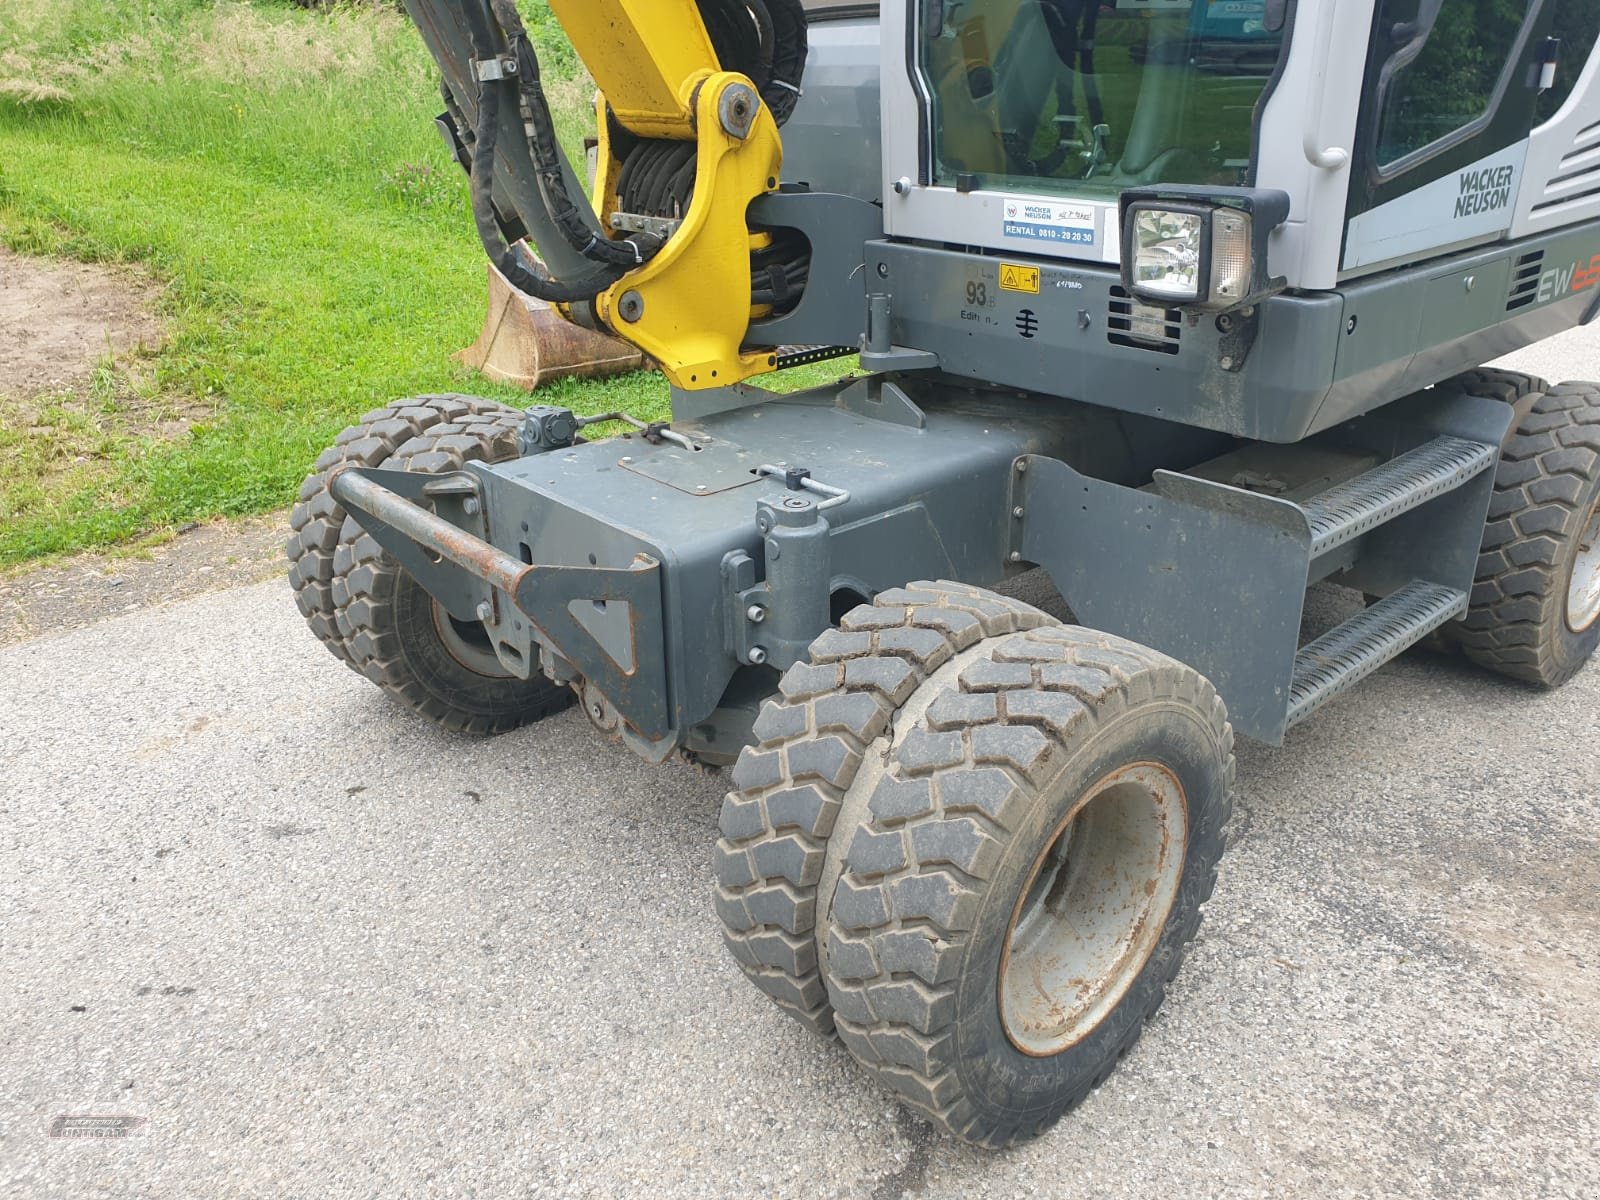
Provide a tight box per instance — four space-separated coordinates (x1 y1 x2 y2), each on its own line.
999 264 1041 294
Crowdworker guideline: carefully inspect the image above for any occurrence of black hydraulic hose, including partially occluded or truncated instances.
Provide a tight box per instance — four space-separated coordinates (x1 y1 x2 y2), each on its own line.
469 76 623 303
484 0 662 271
752 0 807 126
695 0 807 127
456 0 811 311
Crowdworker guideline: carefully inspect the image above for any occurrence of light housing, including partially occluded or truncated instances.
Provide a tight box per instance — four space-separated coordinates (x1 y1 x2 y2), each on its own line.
1119 187 1290 312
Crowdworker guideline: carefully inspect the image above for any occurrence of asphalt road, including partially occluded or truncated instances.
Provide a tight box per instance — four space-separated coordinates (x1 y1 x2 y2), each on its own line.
3 337 1599 1199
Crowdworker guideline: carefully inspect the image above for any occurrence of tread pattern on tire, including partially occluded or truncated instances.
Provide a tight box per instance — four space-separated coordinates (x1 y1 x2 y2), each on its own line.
1449 366 1550 406
287 394 518 667
1458 381 1600 686
291 394 573 735
822 624 1234 1147
714 582 1055 1037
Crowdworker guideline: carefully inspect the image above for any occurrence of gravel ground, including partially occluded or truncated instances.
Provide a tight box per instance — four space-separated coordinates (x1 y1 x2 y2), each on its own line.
2 338 1598 1198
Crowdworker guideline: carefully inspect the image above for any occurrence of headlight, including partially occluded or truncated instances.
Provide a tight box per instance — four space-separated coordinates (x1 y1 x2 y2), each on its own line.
1118 189 1289 313
1130 207 1207 302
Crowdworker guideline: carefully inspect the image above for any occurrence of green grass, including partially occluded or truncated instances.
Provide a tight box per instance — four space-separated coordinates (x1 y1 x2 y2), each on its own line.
0 1 848 565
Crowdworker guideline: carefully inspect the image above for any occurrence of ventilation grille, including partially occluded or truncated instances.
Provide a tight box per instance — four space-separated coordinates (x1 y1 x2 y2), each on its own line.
1108 286 1181 355
1506 250 1544 311
1531 118 1600 217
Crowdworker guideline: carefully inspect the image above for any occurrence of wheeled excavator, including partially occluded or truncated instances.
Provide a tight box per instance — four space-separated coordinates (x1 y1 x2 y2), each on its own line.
287 0 1600 1146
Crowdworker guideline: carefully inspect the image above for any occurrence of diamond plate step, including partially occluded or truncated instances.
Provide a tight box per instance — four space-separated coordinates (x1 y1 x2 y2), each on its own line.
1303 435 1497 556
1286 581 1468 728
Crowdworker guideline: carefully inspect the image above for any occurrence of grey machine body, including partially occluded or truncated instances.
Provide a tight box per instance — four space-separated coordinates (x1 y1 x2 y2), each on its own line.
340 0 1600 762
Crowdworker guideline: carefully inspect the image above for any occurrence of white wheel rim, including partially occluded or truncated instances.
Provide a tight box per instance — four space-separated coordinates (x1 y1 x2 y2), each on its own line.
999 762 1187 1058
1568 499 1600 635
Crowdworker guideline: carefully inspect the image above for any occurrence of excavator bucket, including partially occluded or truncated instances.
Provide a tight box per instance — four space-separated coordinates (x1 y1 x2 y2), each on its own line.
455 258 648 390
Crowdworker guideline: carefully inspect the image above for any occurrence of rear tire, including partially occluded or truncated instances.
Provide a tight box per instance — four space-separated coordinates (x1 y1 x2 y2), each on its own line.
821 624 1233 1148
289 395 573 734
1457 382 1600 687
288 396 499 666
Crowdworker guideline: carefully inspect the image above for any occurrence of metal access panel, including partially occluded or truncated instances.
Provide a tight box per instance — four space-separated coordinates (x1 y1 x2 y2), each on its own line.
867 239 1347 442
867 214 1600 441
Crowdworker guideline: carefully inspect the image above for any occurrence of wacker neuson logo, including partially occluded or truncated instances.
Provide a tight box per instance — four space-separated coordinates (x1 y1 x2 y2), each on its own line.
1456 165 1516 218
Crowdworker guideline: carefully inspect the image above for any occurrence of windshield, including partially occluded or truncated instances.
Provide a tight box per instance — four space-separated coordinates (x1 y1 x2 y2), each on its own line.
919 0 1286 198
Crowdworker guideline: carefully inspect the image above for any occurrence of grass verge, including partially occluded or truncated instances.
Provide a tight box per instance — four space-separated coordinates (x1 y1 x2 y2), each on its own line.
0 0 851 566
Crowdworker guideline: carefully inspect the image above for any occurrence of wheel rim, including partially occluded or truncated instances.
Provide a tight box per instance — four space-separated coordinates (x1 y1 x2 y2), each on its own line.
999 762 1188 1058
1567 498 1600 635
430 600 514 679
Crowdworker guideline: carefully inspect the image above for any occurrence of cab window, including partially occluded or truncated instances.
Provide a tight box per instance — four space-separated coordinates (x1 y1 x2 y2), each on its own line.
1375 0 1537 166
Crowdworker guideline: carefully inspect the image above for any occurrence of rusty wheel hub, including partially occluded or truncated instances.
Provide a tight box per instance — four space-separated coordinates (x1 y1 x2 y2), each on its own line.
999 762 1188 1058
430 600 514 679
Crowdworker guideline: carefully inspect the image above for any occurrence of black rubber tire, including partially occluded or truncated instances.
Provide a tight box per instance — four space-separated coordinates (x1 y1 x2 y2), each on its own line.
288 396 505 666
1450 366 1550 407
821 624 1234 1148
289 395 573 734
1391 369 1552 656
1457 381 1600 687
714 582 1055 1037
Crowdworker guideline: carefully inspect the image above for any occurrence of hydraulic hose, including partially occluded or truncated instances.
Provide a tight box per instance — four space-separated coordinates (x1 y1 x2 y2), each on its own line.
485 0 663 272
469 76 623 304
458 0 811 312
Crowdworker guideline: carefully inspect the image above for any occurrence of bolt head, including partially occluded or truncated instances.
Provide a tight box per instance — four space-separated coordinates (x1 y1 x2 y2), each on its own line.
748 646 768 665
1015 460 1028 474
746 604 767 623
1009 551 1023 563
463 497 481 516
1012 506 1026 518
475 600 494 623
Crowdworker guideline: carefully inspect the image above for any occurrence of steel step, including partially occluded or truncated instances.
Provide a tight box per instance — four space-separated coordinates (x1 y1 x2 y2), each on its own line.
1302 435 1497 556
1286 581 1468 728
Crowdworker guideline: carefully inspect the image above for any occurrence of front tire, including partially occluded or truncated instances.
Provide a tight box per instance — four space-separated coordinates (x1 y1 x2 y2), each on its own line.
821 624 1234 1147
715 581 1054 1036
